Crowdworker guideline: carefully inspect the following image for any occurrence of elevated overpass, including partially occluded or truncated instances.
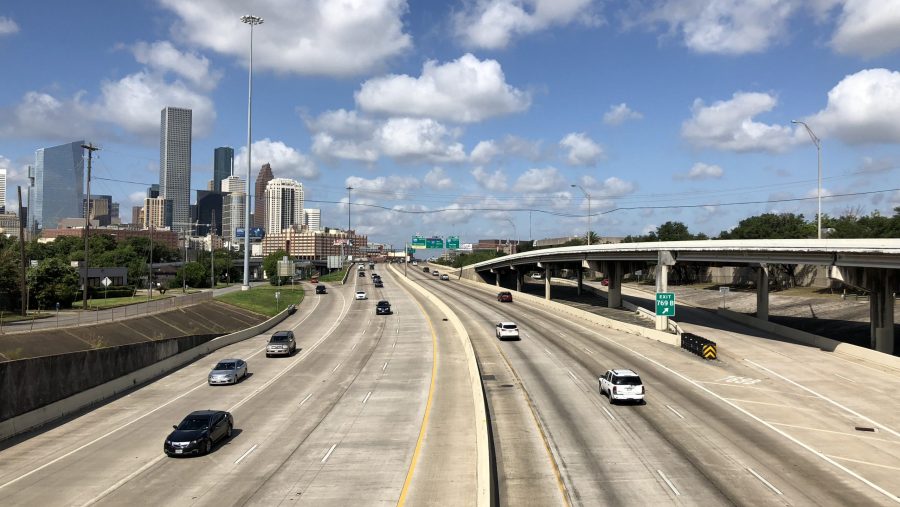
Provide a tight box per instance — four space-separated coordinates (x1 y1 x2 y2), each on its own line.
464 239 900 355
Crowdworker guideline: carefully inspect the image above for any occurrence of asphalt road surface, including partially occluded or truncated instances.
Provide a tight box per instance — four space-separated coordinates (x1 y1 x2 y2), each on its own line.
407 267 900 506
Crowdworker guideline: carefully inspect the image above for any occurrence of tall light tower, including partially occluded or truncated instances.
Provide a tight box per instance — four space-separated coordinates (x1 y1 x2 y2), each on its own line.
571 184 592 245
791 120 822 239
241 14 263 291
504 218 517 254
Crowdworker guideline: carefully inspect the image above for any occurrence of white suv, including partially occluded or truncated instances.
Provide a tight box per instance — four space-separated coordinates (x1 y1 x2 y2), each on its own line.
495 322 520 340
355 291 367 300
599 369 645 404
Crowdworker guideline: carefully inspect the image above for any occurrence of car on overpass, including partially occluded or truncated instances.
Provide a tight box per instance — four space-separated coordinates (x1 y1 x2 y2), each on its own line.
376 300 392 315
266 331 296 357
207 359 248 385
599 369 645 404
495 322 520 340
164 410 233 457
497 291 513 302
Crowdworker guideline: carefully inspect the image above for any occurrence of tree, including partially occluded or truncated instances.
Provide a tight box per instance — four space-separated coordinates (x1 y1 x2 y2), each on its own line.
26 258 80 309
263 249 289 285
624 221 706 243
174 261 209 289
0 239 23 313
719 213 815 239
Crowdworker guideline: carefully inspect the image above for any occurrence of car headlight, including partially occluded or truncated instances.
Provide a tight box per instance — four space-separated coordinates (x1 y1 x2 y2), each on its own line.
166 440 171 445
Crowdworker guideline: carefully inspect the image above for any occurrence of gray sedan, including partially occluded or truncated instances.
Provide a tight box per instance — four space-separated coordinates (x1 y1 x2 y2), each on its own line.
208 359 248 385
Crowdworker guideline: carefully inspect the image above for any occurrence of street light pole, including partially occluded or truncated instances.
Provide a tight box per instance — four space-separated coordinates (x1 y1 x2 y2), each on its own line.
571 184 592 245
505 218 517 254
346 185 353 231
241 14 263 291
792 120 822 239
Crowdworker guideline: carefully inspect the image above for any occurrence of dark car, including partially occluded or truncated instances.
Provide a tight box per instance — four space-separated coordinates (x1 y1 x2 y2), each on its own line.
164 410 233 457
601 278 609 286
376 300 392 315
358 271 366 277
423 267 431 273
315 284 327 294
374 279 384 288
497 291 513 302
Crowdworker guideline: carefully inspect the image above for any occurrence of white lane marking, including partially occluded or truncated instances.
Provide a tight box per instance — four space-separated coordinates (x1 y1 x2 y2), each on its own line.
601 407 615 421
722 398 792 408
382 361 389 372
331 362 342 373
544 348 553 357
583 347 593 354
80 455 165 506
665 405 685 419
747 467 783 495
745 359 900 440
827 455 900 471
697 381 818 397
299 393 313 406
515 302 900 503
321 444 337 463
351 342 357 351
768 422 900 444
363 391 372 404
392 341 397 350
834 373 855 383
657 470 680 496
234 444 259 465
567 370 579 383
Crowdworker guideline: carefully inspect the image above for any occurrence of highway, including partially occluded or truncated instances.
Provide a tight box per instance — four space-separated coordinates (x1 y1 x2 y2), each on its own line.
401 265 900 506
0 267 480 506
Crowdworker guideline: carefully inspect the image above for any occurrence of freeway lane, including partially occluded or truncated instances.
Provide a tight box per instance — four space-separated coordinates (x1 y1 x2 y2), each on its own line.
0 266 469 506
411 268 900 506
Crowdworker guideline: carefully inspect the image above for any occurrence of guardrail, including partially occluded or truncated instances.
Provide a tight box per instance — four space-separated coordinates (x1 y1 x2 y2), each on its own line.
681 332 717 360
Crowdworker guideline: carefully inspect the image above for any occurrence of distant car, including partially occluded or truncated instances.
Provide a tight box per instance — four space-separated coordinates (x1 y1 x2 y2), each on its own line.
600 278 609 286
310 276 319 284
599 369 645 404
497 291 513 302
495 322 520 340
412 261 418 266
432 270 439 276
374 279 384 288
423 267 431 273
376 300 392 315
358 271 365 277
315 285 327 294
440 274 449 280
266 330 296 357
164 410 233 457
369 263 375 269
531 273 541 279
355 291 367 300
208 359 248 385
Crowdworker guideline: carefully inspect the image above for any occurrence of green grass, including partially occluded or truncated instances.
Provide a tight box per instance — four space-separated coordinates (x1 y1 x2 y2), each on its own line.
0 311 52 324
216 284 305 317
320 266 350 282
72 293 174 310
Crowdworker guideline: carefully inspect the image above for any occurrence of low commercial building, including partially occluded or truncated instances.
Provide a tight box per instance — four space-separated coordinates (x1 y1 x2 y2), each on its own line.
262 228 367 260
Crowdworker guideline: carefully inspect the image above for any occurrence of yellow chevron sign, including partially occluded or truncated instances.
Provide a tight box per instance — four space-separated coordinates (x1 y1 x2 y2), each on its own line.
702 344 717 359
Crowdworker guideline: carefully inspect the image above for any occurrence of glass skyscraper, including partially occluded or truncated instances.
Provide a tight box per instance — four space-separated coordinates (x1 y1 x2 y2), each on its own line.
29 140 84 231
213 147 233 193
159 106 192 231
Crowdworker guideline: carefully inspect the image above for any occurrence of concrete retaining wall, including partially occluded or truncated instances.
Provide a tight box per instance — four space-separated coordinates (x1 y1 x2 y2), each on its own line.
0 307 291 442
717 309 900 371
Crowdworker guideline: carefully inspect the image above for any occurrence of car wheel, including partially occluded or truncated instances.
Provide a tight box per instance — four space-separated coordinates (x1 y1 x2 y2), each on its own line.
226 423 233 439
203 439 212 455
608 393 615 405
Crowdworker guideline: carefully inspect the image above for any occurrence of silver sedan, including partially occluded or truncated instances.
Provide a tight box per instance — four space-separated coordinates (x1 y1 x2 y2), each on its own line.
208 359 248 385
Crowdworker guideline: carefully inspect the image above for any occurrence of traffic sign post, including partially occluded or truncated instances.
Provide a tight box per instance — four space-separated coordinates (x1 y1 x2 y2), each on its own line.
101 276 112 307
655 292 675 316
719 286 730 309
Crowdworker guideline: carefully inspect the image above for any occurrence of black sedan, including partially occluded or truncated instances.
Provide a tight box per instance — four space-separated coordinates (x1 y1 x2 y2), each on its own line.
376 300 392 315
164 410 233 457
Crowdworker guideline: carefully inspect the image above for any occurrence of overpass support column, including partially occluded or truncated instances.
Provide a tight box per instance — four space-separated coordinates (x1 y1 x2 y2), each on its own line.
577 268 583 296
655 251 675 331
545 269 551 300
756 264 769 321
608 262 622 308
516 271 523 292
869 269 896 355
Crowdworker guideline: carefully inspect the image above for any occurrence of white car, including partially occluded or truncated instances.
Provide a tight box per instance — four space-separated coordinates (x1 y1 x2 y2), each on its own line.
495 322 520 340
355 291 367 300
531 273 542 279
599 369 645 404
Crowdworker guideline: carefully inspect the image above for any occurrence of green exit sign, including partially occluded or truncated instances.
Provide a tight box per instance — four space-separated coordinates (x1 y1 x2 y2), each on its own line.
655 292 675 316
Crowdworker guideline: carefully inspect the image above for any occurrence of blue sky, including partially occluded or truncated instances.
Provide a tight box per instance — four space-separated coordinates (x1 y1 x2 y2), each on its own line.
1 0 899 248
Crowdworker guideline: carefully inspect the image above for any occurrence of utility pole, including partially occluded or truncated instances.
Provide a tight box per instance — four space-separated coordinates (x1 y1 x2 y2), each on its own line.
210 209 216 290
81 143 100 310
17 186 27 316
148 224 153 304
346 186 353 232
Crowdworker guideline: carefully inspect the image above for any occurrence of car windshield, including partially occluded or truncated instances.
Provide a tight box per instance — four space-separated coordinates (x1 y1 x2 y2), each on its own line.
214 362 235 370
271 335 290 342
502 324 517 330
613 376 642 385
177 417 209 430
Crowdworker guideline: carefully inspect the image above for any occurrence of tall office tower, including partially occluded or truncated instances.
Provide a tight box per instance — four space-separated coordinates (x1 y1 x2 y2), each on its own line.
253 163 274 229
25 164 35 233
213 147 233 194
303 208 321 232
83 194 114 226
221 175 246 244
144 196 173 228
28 140 84 231
0 168 6 213
159 106 192 233
264 178 303 233
195 190 224 236
147 184 160 198
131 206 142 226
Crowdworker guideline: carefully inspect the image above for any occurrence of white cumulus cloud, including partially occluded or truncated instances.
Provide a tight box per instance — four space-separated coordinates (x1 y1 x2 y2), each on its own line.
159 0 411 77
682 92 799 152
579 175 637 197
454 0 599 49
831 0 900 58
424 167 454 189
675 162 724 180
559 132 603 166
376 118 467 162
472 166 508 191
603 103 643 125
0 16 19 35
236 139 319 181
355 54 531 123
513 167 567 192
131 41 221 91
806 68 900 144
470 136 542 164
346 174 421 199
